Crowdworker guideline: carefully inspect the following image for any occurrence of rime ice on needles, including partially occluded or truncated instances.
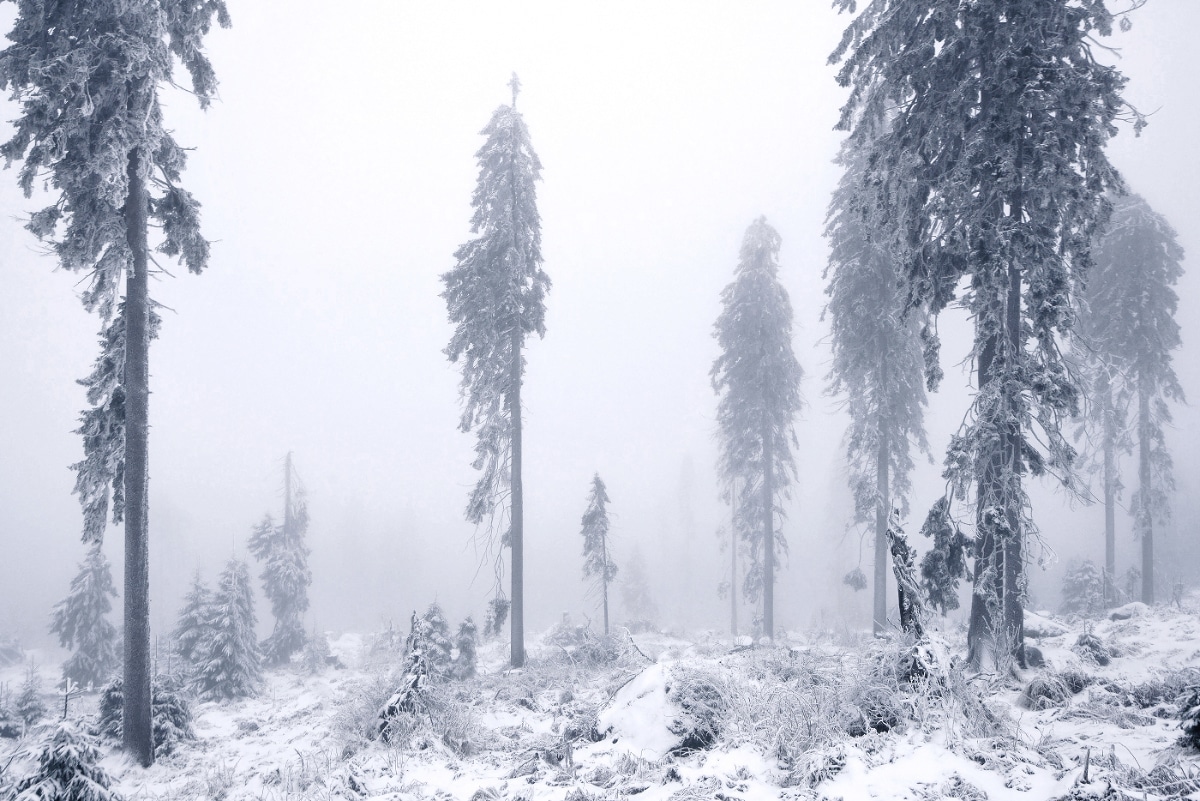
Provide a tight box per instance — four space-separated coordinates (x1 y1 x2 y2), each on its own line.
49 543 119 690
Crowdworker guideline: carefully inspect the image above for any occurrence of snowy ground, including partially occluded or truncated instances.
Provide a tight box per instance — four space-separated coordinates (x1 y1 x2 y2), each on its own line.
3 603 1200 801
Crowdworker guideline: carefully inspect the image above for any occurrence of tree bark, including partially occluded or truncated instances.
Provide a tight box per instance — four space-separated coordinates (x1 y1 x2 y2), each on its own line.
122 149 154 767
761 410 774 640
1138 383 1153 604
874 431 890 636
730 480 738 638
509 326 525 667
1102 396 1117 605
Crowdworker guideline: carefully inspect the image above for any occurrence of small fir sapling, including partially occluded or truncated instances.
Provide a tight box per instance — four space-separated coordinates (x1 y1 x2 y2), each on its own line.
49 543 120 690
301 628 331 674
190 559 261 701
16 663 48 727
1179 686 1200 750
12 721 124 801
454 619 478 680
1061 560 1106 616
415 603 454 679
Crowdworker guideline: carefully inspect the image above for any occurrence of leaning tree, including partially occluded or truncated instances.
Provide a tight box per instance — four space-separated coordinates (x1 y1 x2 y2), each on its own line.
0 0 229 764
712 217 804 640
1076 193 1183 605
442 75 549 668
832 0 1138 668
825 141 930 636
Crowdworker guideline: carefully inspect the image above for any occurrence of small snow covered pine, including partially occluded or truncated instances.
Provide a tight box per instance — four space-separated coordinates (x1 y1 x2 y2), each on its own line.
1061 560 1106 617
412 604 453 679
191 559 262 701
172 572 213 666
16 662 48 727
95 675 194 755
13 720 124 801
49 543 119 689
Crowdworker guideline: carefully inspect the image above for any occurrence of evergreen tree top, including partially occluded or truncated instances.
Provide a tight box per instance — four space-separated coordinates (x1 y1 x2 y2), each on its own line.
0 0 230 318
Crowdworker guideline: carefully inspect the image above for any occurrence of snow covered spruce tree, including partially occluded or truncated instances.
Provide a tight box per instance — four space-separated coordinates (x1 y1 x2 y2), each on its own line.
172 572 212 667
248 452 312 666
832 0 1136 669
441 75 549 668
12 721 124 801
49 543 120 690
1076 193 1184 605
825 143 930 636
191 559 261 701
0 0 229 765
712 217 803 640
580 474 618 635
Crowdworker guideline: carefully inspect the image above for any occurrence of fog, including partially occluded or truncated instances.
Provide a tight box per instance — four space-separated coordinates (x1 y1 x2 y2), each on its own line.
2 2 1198 650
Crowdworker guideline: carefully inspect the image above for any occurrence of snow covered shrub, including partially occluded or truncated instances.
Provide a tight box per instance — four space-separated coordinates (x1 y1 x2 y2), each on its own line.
1020 674 1073 710
96 675 195 755
11 720 123 801
545 620 623 666
1061 561 1106 616
1072 630 1114 666
666 669 726 752
1179 685 1200 749
845 686 904 736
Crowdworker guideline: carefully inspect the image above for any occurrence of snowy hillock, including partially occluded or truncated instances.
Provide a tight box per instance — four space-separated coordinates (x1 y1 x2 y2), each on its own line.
2 606 1200 800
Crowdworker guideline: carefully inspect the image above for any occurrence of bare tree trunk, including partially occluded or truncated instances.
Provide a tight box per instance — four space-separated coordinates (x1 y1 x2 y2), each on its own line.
1103 401 1117 605
510 327 525 667
122 149 154 767
874 432 890 636
730 480 738 638
761 411 774 640
1138 384 1153 605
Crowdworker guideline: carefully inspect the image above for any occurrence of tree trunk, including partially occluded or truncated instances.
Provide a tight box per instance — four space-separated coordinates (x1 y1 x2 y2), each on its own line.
730 481 738 638
122 149 154 767
509 327 525 667
1102 396 1117 605
1138 384 1153 605
761 411 774 641
967 232 1026 672
874 431 890 636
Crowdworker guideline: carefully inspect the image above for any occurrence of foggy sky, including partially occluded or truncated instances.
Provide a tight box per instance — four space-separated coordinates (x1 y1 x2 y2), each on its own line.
2 1 1198 649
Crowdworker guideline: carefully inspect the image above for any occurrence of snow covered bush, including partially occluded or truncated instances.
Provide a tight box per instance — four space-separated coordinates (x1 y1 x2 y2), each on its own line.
96 675 194 755
1072 630 1115 666
1180 686 1200 750
666 669 726 752
11 720 123 801
1061 560 1106 616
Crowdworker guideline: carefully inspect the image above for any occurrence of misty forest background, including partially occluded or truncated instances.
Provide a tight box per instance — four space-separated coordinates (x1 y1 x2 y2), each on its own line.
2 1 1199 657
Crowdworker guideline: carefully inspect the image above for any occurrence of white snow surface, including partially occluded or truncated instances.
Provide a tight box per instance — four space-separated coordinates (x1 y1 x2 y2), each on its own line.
3 606 1200 801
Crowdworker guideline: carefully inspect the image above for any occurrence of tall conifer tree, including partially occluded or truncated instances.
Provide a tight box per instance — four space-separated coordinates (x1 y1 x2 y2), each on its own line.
825 143 930 636
712 217 804 640
442 75 549 668
832 0 1135 668
1076 193 1184 604
0 0 229 764
580 474 618 635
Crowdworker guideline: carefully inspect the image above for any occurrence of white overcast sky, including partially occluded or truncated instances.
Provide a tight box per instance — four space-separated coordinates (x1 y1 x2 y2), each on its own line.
1 1 1198 643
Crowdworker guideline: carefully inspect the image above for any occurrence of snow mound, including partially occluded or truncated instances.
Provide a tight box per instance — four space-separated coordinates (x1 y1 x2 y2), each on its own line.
1024 610 1070 638
593 662 679 759
1109 601 1149 621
